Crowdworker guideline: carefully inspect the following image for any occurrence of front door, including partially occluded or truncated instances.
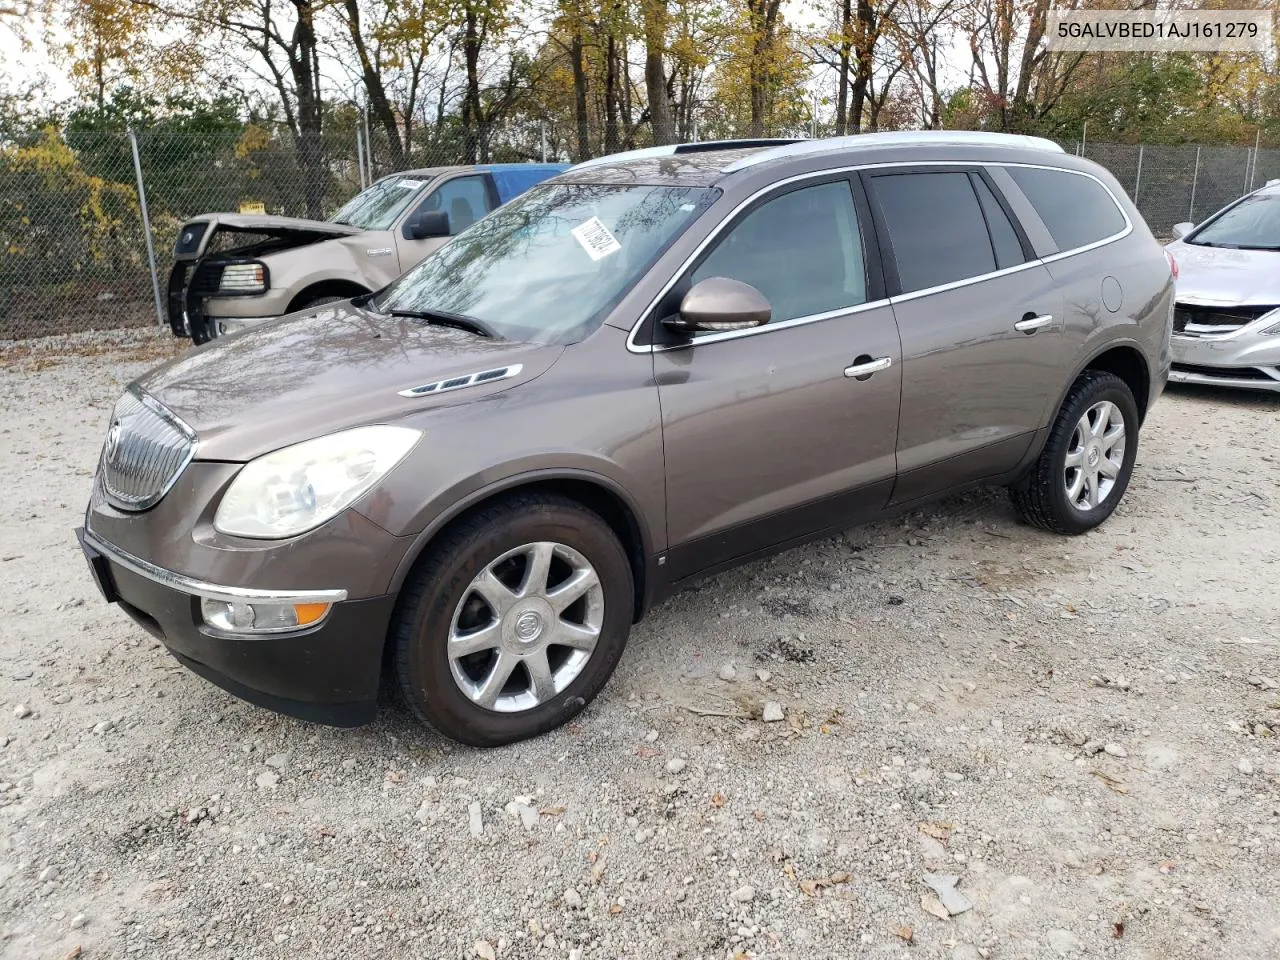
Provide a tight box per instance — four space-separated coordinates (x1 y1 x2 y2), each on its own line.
394 174 496 271
862 167 1065 503
653 177 902 582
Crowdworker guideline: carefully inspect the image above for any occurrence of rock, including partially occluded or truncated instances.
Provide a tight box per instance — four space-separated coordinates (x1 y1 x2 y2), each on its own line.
255 770 280 790
1046 928 1083 955
563 887 583 910
762 701 785 723
13 704 31 719
718 663 738 682
1237 758 1254 775
70 913 87 930
643 729 659 743
952 945 982 960
920 894 950 921
92 719 114 735
756 669 772 683
473 940 496 960
265 752 290 769
1248 675 1278 690
414 799 433 825
1103 743 1127 759
468 801 484 838
52 694 71 704
665 757 687 775
922 874 973 916
569 948 584 960
919 836 947 861
635 827 654 844
38 866 59 882
1081 740 1104 756
730 885 755 903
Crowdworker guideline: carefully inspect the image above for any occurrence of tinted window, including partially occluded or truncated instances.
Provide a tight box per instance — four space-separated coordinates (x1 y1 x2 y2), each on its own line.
692 180 867 323
1007 167 1127 251
419 175 493 234
973 175 1025 269
871 172 995 293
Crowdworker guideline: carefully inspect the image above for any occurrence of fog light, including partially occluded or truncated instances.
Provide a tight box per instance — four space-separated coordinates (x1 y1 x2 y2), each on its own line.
200 598 332 634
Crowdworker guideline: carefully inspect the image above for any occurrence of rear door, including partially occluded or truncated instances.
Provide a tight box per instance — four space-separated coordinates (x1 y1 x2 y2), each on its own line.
653 175 902 582
863 167 1065 504
394 173 497 270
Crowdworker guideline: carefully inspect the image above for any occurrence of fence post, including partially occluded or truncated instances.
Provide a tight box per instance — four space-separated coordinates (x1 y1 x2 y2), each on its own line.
1133 144 1144 202
1248 128 1261 192
128 128 166 330
540 121 547 163
356 124 367 189
1080 121 1087 157
1188 146 1201 222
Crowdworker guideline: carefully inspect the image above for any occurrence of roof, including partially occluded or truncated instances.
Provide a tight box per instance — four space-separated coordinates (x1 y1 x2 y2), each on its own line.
383 163 568 180
561 132 1066 185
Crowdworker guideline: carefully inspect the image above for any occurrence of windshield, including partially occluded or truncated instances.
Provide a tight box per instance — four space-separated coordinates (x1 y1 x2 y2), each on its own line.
375 182 719 343
330 175 434 230
1188 193 1280 250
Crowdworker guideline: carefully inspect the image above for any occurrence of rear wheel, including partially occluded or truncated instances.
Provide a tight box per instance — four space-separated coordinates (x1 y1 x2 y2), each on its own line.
1009 370 1139 535
392 493 634 747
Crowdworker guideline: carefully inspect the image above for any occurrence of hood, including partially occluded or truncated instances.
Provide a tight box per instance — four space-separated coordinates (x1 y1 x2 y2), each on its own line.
1167 240 1280 306
135 302 565 461
176 214 360 260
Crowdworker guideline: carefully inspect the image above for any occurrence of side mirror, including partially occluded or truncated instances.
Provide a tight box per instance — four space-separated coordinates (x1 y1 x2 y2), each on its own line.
1171 221 1194 240
663 277 771 334
403 210 451 241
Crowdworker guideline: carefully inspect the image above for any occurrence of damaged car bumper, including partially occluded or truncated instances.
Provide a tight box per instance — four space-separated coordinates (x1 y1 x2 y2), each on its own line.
1169 301 1280 392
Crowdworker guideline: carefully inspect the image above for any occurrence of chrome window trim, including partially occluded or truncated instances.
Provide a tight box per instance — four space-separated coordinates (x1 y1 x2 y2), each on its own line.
625 160 1132 355
83 528 349 605
101 384 200 512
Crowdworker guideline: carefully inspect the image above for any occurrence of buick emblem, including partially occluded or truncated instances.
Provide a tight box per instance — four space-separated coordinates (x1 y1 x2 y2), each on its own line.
104 419 123 463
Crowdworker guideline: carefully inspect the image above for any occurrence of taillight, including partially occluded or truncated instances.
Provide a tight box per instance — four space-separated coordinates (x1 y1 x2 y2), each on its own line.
1165 249 1179 280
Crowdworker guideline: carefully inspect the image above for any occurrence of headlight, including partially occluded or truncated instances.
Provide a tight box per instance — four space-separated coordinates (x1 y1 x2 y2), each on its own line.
214 426 421 539
219 262 267 293
1260 308 1280 335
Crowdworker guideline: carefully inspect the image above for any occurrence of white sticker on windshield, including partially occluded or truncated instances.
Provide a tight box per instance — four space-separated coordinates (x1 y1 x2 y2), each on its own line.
571 216 622 261
394 178 428 189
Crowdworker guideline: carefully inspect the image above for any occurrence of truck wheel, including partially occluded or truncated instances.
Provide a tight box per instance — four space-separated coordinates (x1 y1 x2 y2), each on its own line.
1009 371 1139 535
297 295 348 311
392 493 634 747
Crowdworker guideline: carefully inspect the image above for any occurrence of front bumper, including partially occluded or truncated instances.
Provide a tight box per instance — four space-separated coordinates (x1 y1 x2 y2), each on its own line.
77 527 394 726
1170 330 1280 393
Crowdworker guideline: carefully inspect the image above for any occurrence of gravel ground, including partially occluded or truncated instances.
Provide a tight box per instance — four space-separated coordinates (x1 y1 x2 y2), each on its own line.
2 327 1279 960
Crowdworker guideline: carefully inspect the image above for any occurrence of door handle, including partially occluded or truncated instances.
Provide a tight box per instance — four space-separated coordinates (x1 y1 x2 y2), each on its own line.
1014 313 1054 334
843 356 893 379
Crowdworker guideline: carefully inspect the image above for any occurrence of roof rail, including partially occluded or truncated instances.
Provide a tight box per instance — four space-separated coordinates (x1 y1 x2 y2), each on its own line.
722 131 1066 172
569 139 801 171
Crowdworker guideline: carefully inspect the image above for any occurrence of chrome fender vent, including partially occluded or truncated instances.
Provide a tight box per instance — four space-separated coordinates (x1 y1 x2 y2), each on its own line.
398 364 523 398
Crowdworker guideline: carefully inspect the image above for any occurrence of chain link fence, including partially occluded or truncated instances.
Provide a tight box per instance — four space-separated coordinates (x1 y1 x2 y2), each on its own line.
2 125 1277 340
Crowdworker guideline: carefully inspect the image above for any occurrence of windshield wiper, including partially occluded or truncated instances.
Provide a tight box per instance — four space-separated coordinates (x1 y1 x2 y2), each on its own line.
387 308 501 339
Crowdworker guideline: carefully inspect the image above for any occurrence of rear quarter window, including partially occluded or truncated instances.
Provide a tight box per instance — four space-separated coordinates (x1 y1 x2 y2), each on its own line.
1007 167 1128 252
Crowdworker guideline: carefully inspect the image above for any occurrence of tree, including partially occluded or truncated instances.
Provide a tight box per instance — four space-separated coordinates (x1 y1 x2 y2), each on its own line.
641 0 673 144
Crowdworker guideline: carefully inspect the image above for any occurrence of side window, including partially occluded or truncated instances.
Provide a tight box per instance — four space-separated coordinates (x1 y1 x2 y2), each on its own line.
418 176 493 235
972 175 1025 269
870 171 997 294
1006 167 1127 251
691 180 867 324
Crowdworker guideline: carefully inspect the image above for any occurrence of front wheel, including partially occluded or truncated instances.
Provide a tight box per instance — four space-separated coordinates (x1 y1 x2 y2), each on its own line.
1009 370 1139 535
392 493 634 747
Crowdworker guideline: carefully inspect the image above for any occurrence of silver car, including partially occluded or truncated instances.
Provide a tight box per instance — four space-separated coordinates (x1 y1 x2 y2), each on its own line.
1165 180 1280 393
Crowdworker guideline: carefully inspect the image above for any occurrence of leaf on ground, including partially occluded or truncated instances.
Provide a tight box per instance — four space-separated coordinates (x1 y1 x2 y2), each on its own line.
1091 770 1129 794
798 872 852 897
635 746 657 759
711 791 727 807
918 821 954 841
539 805 566 817
608 903 623 915
1113 921 1125 939
891 924 914 942
921 894 951 921
60 948 83 960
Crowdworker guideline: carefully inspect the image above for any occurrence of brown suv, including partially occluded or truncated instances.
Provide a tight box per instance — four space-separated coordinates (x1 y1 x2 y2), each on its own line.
78 133 1173 746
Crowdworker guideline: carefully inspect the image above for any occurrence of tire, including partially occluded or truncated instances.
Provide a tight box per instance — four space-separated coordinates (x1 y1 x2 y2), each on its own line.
392 493 634 747
1009 370 1139 535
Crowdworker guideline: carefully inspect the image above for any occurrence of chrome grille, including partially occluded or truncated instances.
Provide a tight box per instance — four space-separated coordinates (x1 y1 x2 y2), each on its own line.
99 387 197 511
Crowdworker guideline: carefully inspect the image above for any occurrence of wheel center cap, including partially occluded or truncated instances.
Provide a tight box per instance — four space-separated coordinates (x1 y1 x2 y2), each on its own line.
1087 445 1100 467
514 610 544 643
